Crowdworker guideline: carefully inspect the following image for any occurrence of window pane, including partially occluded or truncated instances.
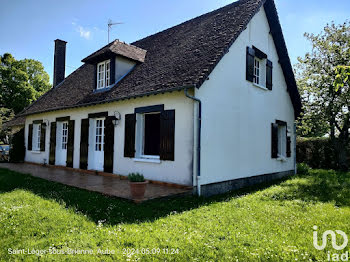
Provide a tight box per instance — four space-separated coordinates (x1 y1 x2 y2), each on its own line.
97 63 106 89
95 119 104 151
277 124 286 157
37 124 41 150
254 58 260 85
144 113 160 156
61 122 68 150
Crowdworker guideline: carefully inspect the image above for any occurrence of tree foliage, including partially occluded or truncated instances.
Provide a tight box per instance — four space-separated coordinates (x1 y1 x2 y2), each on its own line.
296 21 350 169
0 53 51 114
0 107 14 143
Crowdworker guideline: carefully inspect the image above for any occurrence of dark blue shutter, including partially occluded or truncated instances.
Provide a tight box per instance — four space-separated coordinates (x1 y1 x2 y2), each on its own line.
286 129 291 158
67 120 75 167
124 114 136 158
80 119 89 169
104 116 115 172
28 124 33 151
160 110 175 161
271 123 278 158
40 123 46 152
266 59 273 90
246 47 255 82
49 122 56 165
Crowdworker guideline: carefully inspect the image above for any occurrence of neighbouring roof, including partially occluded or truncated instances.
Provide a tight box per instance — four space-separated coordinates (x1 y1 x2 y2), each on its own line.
2 115 25 128
81 40 147 63
14 0 302 120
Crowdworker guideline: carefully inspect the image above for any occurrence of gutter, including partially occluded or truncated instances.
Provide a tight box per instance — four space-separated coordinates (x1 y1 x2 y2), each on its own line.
184 87 202 196
18 85 196 117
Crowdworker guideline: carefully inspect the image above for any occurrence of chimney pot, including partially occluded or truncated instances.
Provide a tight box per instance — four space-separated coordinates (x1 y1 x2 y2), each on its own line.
53 39 67 88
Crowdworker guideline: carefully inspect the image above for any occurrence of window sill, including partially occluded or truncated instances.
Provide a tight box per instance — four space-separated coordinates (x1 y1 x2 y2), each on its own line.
133 157 161 164
253 83 268 91
277 155 287 162
31 150 42 154
94 86 112 93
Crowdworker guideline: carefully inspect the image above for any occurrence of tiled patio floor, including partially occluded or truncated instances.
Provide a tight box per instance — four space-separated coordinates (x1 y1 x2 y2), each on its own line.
0 163 192 202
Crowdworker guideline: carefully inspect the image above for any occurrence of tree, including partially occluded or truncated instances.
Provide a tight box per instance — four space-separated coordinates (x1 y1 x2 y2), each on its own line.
0 53 51 114
0 107 14 143
296 21 350 170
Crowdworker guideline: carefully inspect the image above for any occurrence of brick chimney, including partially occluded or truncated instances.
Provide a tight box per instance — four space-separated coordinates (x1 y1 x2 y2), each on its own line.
53 39 67 87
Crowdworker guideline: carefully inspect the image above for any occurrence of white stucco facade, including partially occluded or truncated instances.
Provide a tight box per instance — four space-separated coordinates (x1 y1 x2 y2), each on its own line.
195 7 296 186
24 92 194 186
115 56 136 83
23 6 297 192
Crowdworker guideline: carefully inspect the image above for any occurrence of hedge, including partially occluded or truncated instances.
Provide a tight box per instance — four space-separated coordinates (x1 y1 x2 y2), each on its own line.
296 137 350 169
9 128 25 162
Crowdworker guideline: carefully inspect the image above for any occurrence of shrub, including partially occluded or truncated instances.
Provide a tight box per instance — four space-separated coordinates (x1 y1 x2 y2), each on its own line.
296 137 348 169
297 163 310 175
128 173 145 182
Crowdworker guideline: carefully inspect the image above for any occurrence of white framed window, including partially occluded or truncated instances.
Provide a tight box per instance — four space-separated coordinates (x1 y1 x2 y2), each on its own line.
95 119 104 151
105 60 110 87
254 58 260 85
62 122 68 150
277 124 287 158
135 112 161 159
247 46 270 89
97 60 110 89
32 123 41 151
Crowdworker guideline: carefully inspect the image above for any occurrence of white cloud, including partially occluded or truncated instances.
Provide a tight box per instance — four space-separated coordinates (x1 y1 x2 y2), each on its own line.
78 26 91 40
72 21 91 40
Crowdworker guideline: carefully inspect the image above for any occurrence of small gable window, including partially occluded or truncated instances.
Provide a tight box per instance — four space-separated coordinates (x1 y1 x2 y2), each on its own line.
246 46 273 90
253 58 260 85
97 60 110 89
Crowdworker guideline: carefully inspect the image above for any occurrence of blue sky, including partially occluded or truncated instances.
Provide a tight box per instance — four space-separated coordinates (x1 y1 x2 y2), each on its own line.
0 0 349 83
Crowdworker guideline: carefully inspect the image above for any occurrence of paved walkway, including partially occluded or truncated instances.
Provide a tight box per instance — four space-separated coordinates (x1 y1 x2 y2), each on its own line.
0 163 192 202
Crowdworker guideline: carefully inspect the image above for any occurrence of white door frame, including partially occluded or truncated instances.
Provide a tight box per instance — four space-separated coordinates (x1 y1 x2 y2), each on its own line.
55 121 68 166
88 118 105 171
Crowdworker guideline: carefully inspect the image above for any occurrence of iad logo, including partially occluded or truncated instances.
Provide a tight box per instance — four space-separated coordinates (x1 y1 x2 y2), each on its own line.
313 226 348 250
313 226 349 261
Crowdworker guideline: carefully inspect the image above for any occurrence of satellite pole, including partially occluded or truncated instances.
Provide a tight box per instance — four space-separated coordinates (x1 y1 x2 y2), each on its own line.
108 19 123 43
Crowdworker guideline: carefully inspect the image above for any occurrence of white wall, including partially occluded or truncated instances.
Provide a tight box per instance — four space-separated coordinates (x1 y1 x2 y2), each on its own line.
115 56 136 83
195 7 296 186
24 92 194 186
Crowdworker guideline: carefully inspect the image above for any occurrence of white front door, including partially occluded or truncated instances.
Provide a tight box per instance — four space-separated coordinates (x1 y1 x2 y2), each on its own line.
55 121 68 166
89 118 105 171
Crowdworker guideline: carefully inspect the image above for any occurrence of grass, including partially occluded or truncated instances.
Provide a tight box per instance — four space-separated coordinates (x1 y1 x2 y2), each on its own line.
1 168 350 261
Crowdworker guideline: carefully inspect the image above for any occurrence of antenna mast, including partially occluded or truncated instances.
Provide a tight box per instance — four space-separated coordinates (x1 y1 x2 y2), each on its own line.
108 19 123 43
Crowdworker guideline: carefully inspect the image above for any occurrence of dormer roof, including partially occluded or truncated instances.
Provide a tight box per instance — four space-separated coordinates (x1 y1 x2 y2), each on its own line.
81 40 147 64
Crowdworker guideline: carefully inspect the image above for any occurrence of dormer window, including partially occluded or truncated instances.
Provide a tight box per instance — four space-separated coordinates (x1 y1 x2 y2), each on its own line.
97 60 110 89
81 40 147 92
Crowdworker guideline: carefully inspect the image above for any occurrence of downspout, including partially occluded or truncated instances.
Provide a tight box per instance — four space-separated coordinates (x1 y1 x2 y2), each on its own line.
185 87 202 196
294 123 297 175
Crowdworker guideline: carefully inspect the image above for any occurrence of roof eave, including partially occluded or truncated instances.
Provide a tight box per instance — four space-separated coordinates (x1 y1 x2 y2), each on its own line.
19 84 196 117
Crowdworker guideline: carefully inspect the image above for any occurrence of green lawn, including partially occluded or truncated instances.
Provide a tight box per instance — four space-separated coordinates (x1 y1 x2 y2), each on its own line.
1 168 350 261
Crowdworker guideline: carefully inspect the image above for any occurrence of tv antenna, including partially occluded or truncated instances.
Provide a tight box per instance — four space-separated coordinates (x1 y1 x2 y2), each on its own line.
108 19 123 43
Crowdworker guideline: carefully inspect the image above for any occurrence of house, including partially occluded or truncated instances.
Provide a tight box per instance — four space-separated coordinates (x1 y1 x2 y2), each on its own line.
6 0 302 196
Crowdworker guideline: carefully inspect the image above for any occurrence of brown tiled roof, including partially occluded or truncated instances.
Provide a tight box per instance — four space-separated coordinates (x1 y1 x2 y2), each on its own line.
81 40 147 63
3 115 26 128
18 0 301 118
